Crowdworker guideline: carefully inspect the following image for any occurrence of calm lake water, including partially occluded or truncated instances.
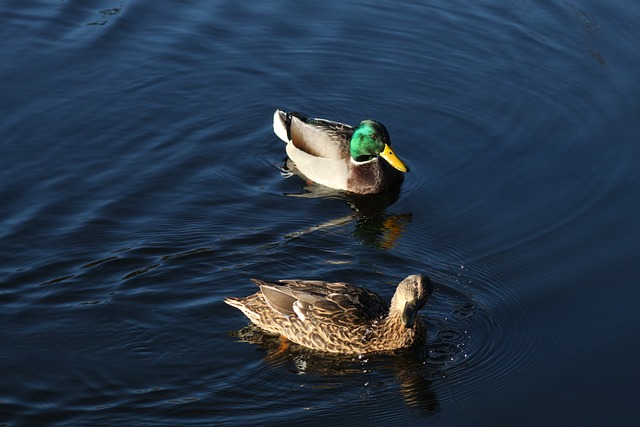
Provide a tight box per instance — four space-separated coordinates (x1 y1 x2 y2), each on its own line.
1 1 639 426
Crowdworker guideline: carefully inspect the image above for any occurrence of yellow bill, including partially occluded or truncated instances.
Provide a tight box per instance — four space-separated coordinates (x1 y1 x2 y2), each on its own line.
381 144 409 173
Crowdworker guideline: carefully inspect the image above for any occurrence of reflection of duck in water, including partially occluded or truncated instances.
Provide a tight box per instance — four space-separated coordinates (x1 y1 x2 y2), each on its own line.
282 180 412 250
229 323 441 415
352 212 412 250
273 110 409 195
284 210 411 251
225 274 433 354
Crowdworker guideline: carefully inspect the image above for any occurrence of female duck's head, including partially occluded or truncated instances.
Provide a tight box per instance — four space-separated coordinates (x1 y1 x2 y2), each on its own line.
390 274 433 328
350 120 409 172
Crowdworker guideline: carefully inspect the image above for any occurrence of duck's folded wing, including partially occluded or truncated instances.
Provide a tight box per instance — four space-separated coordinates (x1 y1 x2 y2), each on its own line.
254 279 333 319
289 116 353 160
256 282 297 317
253 279 387 327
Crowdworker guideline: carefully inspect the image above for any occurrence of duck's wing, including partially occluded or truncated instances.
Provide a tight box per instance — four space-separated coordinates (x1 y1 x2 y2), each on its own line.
274 110 353 161
290 116 353 160
251 278 388 328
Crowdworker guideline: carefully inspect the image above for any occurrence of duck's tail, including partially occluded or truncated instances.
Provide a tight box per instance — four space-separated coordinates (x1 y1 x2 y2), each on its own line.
225 296 263 323
273 109 290 143
223 296 244 310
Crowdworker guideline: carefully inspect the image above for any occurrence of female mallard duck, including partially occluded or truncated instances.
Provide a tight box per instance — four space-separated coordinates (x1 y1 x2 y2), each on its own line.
224 274 433 354
273 109 409 195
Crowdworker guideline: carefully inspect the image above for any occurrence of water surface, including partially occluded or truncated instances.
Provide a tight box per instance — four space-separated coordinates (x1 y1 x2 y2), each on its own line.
1 1 639 426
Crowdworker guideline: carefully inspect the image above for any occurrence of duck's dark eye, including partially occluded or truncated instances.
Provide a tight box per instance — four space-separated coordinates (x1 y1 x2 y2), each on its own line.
370 134 377 140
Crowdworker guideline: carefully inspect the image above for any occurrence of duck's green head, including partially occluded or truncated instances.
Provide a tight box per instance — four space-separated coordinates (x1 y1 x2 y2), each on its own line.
350 120 409 172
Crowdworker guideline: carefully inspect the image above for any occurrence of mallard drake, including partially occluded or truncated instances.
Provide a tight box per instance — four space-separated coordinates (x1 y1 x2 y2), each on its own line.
224 274 433 354
273 110 409 195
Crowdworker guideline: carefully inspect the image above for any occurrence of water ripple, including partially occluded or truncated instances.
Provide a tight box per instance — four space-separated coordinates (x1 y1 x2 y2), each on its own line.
2 0 639 425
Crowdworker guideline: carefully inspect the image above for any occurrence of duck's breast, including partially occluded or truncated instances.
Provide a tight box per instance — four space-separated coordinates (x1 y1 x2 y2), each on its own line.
286 142 350 190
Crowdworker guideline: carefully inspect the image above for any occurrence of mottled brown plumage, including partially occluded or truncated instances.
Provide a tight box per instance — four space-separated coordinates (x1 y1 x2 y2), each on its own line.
225 274 433 354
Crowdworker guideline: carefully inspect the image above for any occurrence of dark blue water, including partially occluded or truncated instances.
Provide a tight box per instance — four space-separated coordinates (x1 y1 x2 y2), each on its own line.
2 1 639 426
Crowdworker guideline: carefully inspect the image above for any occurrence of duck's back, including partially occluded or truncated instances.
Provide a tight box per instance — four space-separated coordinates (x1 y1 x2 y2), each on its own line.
258 279 388 327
